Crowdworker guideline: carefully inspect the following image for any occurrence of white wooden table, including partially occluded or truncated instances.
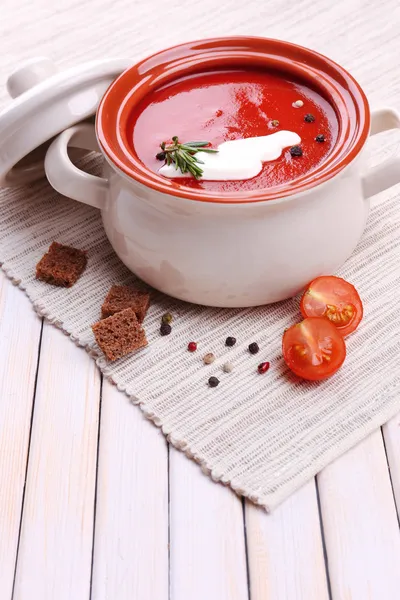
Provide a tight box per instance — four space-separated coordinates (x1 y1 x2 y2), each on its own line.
1 271 400 600
2 0 400 596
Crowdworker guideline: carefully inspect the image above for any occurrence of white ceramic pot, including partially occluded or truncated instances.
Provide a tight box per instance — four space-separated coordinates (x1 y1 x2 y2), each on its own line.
43 38 400 308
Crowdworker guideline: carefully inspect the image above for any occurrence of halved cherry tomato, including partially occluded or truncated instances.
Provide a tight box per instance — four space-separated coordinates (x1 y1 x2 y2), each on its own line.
300 276 363 337
282 317 346 381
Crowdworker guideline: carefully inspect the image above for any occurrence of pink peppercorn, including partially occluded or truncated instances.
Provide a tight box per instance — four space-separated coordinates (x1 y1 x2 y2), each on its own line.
188 342 197 352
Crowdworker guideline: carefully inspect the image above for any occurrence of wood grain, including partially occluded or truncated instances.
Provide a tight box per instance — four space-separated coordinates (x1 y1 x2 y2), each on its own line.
1 1 400 599
382 414 400 520
0 275 42 599
91 381 169 600
12 323 101 600
318 431 400 600
169 448 249 600
245 480 329 600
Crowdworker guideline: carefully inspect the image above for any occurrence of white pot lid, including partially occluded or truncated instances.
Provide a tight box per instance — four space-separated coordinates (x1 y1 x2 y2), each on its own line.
0 56 131 187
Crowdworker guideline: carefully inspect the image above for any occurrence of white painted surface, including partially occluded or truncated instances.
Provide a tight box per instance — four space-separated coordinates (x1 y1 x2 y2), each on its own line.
0 278 42 599
12 323 101 600
1 0 400 597
245 481 329 600
169 448 249 600
318 431 400 600
382 413 400 520
91 381 169 600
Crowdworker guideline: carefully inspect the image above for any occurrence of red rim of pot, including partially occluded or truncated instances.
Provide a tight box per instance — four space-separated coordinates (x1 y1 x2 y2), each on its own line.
96 36 370 204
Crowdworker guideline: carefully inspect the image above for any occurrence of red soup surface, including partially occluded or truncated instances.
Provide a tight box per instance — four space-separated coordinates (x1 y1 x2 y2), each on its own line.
130 68 339 194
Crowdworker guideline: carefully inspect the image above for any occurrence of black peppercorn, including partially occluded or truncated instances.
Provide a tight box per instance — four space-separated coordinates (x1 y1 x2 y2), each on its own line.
225 336 237 347
208 376 220 388
315 134 325 143
290 145 303 157
156 151 166 161
160 323 172 336
304 113 315 123
248 342 259 354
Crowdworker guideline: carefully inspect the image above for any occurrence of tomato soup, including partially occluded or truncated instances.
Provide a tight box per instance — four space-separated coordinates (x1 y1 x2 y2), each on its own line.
130 68 339 194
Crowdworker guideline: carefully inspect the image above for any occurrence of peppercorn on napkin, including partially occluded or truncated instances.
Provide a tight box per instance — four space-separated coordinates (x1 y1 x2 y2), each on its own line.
0 151 399 510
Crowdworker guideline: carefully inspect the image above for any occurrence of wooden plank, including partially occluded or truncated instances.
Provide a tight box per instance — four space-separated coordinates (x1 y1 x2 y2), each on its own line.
91 381 169 600
245 480 329 600
318 430 400 600
169 448 249 600
0 274 42 600
12 323 101 600
383 413 400 520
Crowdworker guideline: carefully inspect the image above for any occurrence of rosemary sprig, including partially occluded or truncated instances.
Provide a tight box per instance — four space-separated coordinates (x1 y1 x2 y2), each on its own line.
156 136 218 179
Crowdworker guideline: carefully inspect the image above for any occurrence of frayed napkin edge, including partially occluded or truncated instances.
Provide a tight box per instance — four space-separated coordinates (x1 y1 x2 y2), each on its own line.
2 258 400 513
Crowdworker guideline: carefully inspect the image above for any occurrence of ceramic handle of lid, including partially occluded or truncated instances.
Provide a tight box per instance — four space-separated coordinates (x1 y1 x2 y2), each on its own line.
7 57 58 98
362 108 400 198
44 124 108 210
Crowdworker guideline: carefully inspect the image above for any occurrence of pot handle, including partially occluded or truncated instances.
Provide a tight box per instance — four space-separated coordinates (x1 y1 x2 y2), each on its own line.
47 110 400 204
44 123 108 210
362 108 400 198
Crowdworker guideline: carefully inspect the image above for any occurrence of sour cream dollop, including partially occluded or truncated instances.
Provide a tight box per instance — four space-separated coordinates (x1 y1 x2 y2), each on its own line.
158 130 301 181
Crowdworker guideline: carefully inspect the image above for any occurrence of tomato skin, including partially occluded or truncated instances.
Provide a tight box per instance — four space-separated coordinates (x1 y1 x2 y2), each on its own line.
300 276 363 337
282 317 346 381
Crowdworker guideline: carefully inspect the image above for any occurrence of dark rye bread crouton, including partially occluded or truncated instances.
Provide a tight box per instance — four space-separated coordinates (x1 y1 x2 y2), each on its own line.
101 285 150 322
92 307 147 361
36 242 87 287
